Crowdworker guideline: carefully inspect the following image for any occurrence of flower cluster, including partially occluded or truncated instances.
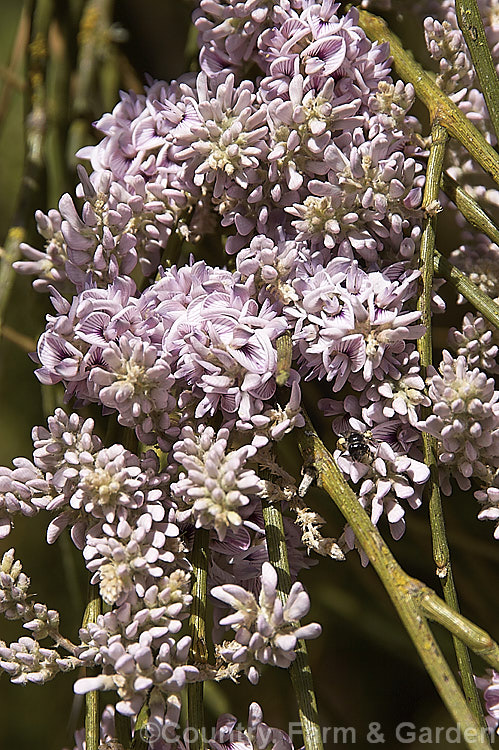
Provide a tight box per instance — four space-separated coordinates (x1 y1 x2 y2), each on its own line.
17 1 423 279
420 351 499 495
212 561 321 683
423 0 499 305
8 1 435 643
0 548 59 634
449 311 499 374
16 165 178 294
0 463 38 539
285 259 424 390
171 424 264 541
424 0 497 136
424 14 475 98
0 637 79 686
0 407 315 714
5 0 499 740
76 615 197 720
34 262 295 443
83 511 186 607
0 410 189 605
0 549 82 685
20 4 428 536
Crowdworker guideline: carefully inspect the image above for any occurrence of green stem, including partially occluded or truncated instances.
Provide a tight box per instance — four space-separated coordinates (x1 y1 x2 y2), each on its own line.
82 586 101 750
421 592 499 670
417 123 448 364
296 414 492 750
187 528 209 750
131 700 150 750
262 498 292 593
439 578 486 726
455 0 499 142
68 0 86 32
0 0 53 328
58 532 84 617
357 10 499 186
0 4 30 139
114 711 132 749
40 382 64 419
0 323 36 352
434 250 499 329
74 0 114 116
441 171 499 246
46 13 72 204
262 497 323 750
68 0 115 162
417 123 485 725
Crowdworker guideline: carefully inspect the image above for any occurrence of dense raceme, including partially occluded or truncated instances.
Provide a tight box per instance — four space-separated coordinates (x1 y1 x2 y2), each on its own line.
2 0 499 741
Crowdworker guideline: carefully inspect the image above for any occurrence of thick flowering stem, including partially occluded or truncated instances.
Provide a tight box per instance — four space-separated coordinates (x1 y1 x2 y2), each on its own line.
455 0 499 142
297 413 492 750
82 586 101 750
417 122 485 727
417 122 448 368
187 527 209 750
434 251 499 330
441 172 499 247
421 592 499 670
262 496 323 750
262 498 292 593
357 10 499 187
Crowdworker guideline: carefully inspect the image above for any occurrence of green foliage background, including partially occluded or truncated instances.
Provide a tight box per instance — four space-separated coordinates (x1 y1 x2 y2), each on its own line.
0 2 498 748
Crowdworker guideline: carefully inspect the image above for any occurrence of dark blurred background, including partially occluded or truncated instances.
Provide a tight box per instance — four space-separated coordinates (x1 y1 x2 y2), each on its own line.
0 1 498 748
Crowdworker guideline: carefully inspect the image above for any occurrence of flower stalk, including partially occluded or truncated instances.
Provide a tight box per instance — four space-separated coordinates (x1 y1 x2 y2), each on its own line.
421 592 499 668
82 586 101 750
187 527 209 750
417 123 448 369
434 251 499 330
441 171 499 247
455 0 499 141
417 120 485 727
262 496 324 750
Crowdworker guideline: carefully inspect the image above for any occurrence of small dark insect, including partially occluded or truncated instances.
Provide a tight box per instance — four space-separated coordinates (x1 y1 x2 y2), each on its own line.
337 431 374 462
